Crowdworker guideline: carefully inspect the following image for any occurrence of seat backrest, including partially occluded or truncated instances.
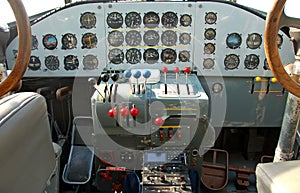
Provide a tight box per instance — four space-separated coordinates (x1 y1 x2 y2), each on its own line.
0 92 56 193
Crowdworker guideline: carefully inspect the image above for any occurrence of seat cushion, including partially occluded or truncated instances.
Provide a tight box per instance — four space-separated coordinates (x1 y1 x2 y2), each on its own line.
0 92 56 193
256 160 300 193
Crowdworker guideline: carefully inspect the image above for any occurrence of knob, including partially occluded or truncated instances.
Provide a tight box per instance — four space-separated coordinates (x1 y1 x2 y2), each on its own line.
162 67 168 73
101 73 110 82
154 117 164 126
120 107 129 116
108 108 117 117
173 67 180 73
123 70 132 78
130 107 139 117
133 70 141 79
184 66 191 73
111 73 119 82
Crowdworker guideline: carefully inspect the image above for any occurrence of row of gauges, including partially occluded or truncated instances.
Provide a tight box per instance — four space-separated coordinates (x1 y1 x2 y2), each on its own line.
202 54 270 70
108 30 191 47
108 48 190 64
28 55 99 71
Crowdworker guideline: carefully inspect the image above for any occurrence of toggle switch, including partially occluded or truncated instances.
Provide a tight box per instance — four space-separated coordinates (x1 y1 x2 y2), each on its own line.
142 70 151 94
133 70 141 94
184 67 191 95
174 67 180 94
177 129 182 141
101 73 110 102
162 67 168 94
159 128 165 141
109 73 120 102
130 105 139 127
123 70 133 94
168 128 173 139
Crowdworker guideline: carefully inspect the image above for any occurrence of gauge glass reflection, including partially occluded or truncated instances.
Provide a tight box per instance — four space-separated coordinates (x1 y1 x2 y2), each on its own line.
108 31 124 47
43 34 58 50
108 48 124 64
244 54 259 70
277 34 283 48
203 58 215 69
125 30 142 46
224 54 239 70
161 30 177 46
83 55 98 70
144 48 159 64
64 55 79 70
126 48 141 64
82 33 97 49
32 35 38 50
80 12 96 29
205 12 217 24
28 56 41 71
180 14 192 27
246 33 262 49
204 43 215 54
45 55 59 71
179 33 191 45
143 12 159 28
204 28 216 40
62 33 77 49
263 58 270 70
226 33 242 49
161 48 177 64
107 12 123 29
161 12 178 28
179 50 190 62
143 30 159 46
125 12 141 28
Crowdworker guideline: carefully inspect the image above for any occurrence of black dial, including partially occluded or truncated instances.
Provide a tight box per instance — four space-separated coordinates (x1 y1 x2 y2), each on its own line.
203 58 215 69
108 31 124 47
263 58 270 70
32 35 38 50
125 12 141 28
126 48 141 64
246 33 262 49
64 55 79 70
204 28 216 40
161 30 177 46
83 55 98 70
28 56 41 71
179 33 191 45
161 12 178 28
161 48 177 64
45 55 59 71
204 43 215 54
108 48 124 64
205 12 217 24
180 14 192 27
244 54 259 70
179 50 190 62
125 30 142 46
143 30 159 46
143 12 159 28
43 34 58 50
143 48 159 64
224 54 239 70
107 12 123 29
226 33 242 49
82 33 97 49
80 12 96 29
62 33 77 49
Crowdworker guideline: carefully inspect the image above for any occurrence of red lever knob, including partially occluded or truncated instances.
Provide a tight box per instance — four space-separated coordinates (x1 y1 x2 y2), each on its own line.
108 108 117 117
120 108 129 116
154 117 164 126
184 67 191 73
130 107 139 117
173 67 180 73
162 67 168 73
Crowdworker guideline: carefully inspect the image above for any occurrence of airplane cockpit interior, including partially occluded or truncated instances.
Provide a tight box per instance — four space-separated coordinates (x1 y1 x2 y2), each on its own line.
1 0 300 193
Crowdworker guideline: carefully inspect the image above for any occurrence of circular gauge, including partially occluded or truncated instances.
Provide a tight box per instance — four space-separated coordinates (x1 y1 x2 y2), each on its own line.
125 12 141 28
180 14 192 27
179 33 191 45
45 55 59 71
28 56 41 71
143 12 160 28
161 48 177 64
224 54 240 70
205 12 217 24
179 50 190 62
244 54 259 70
143 30 159 46
161 12 178 28
226 33 242 49
107 12 123 29
82 33 97 49
204 28 216 40
64 55 79 70
108 31 124 47
80 12 96 29
263 58 270 70
32 35 38 50
126 48 141 64
62 33 77 49
83 55 98 70
108 48 124 64
143 48 159 64
204 43 215 54
203 58 215 69
277 34 283 48
43 34 58 50
125 30 142 46
161 30 177 46
246 33 262 49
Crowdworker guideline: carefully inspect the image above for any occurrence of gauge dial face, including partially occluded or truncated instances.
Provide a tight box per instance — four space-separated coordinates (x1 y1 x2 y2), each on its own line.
64 55 79 70
179 50 190 62
108 48 124 64
107 12 123 29
143 30 159 46
108 31 124 47
161 30 177 46
277 34 283 48
246 33 262 49
204 43 215 54
32 35 38 50
143 12 160 28
161 12 178 28
179 33 191 45
224 54 239 70
244 54 259 70
205 12 217 24
126 48 141 64
80 12 96 29
180 14 192 27
226 33 242 49
203 58 215 69
204 28 216 40
28 56 41 71
45 55 59 71
161 48 177 64
83 55 98 70
125 12 141 28
43 34 58 50
125 30 142 46
263 58 270 70
143 48 159 64
82 33 97 49
62 33 77 49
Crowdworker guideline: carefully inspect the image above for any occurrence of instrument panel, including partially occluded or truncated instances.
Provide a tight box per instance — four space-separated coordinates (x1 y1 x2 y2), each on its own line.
6 1 294 77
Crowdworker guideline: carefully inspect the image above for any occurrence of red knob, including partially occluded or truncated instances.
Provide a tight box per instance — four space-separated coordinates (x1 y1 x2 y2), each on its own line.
154 117 164 126
162 67 168 73
184 67 191 73
174 67 180 73
130 107 139 117
108 108 117 117
120 108 129 116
